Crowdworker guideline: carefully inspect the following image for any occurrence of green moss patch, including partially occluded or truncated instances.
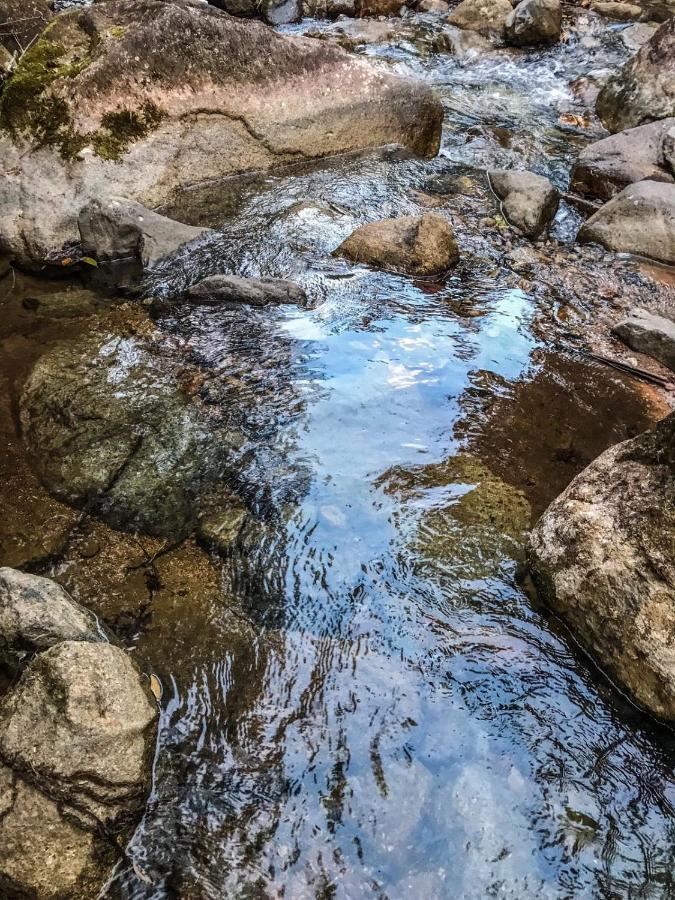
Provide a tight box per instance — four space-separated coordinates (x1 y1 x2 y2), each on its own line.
0 30 165 161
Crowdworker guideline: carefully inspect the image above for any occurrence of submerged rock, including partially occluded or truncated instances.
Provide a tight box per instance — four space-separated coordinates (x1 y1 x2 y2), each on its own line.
0 0 443 269
187 275 307 307
0 567 103 659
578 180 675 265
79 197 210 269
505 0 562 46
570 119 675 201
0 640 157 898
596 17 675 133
19 327 244 538
489 169 559 238
447 0 513 38
612 308 675 371
529 413 675 720
334 213 459 275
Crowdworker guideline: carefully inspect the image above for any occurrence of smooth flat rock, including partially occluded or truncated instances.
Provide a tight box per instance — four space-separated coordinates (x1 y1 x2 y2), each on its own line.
571 119 675 201
489 169 560 238
187 275 307 307
334 213 459 275
529 413 675 720
578 180 675 265
597 17 675 133
612 308 675 371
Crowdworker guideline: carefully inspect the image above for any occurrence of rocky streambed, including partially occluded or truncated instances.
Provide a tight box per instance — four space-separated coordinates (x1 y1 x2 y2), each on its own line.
1 0 675 897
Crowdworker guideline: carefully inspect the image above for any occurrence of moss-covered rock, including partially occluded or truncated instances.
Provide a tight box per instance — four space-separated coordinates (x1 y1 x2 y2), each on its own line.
0 0 442 269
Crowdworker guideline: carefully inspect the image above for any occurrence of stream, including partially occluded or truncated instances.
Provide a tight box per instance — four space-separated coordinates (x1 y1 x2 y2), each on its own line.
4 7 675 899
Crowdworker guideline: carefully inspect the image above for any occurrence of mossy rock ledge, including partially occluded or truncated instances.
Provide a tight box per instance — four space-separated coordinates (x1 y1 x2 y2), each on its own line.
0 0 443 269
528 412 675 721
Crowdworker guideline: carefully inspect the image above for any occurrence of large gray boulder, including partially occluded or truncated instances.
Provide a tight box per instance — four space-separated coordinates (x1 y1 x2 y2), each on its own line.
334 214 459 275
79 197 210 269
489 169 560 238
571 119 675 201
0 568 103 658
447 0 513 38
529 413 675 720
596 17 675 133
0 0 442 270
505 0 562 46
19 328 244 538
578 180 675 265
0 641 157 898
612 308 675 371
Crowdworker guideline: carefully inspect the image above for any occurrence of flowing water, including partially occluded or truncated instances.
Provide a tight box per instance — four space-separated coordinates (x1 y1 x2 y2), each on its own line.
5 8 675 899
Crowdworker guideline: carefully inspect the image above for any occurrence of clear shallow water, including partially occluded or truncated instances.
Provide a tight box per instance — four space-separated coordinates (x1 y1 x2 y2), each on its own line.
38 9 675 899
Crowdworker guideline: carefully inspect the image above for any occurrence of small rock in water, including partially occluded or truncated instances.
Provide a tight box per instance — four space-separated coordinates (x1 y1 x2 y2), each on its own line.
432 24 493 56
621 22 659 51
79 197 210 271
186 275 307 307
505 0 562 46
447 0 513 39
612 308 675 371
489 170 560 239
419 0 449 11
334 213 459 276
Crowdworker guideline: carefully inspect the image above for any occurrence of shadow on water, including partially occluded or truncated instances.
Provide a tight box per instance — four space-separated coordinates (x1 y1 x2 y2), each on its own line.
4 6 675 900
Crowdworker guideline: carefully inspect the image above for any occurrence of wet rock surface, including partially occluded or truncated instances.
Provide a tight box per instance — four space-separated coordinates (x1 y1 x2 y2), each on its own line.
529 413 675 721
579 180 675 265
334 213 459 274
489 169 559 237
596 17 675 132
571 118 675 201
187 274 308 307
0 0 442 268
19 325 245 539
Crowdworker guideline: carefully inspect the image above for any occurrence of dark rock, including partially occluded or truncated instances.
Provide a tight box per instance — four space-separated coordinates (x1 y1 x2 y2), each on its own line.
187 275 307 307
578 180 675 265
612 308 675 371
334 213 459 275
597 17 675 133
529 413 675 720
19 327 244 539
570 119 675 201
489 169 560 238
505 0 562 46
79 197 210 269
0 0 51 56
